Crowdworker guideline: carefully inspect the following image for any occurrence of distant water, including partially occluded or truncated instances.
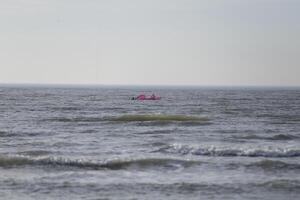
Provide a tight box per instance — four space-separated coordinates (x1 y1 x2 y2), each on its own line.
0 86 299 200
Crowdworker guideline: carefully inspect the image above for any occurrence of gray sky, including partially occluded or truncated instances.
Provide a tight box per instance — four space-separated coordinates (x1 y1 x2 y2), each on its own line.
1 0 299 86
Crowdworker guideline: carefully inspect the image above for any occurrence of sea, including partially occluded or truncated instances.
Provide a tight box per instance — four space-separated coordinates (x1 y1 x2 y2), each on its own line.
0 85 299 200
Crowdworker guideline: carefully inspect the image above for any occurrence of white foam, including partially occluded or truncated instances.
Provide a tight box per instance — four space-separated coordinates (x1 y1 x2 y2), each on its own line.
163 143 300 157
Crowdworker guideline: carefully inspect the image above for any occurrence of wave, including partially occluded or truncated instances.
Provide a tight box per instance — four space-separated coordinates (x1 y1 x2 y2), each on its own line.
0 130 11 137
110 115 211 126
256 179 300 192
4 154 298 172
159 180 300 193
47 117 104 123
135 129 174 135
158 144 300 157
19 150 53 156
258 114 300 124
233 134 299 141
0 130 47 137
269 134 299 140
51 106 82 111
3 179 300 197
110 114 209 122
0 155 200 170
247 160 300 170
47 114 211 125
169 179 300 193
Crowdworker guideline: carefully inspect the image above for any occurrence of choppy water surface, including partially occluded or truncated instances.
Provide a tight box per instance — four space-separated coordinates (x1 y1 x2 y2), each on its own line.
0 86 299 200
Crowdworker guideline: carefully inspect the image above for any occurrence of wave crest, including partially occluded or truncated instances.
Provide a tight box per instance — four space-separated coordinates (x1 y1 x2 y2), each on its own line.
0 155 199 170
247 160 300 170
111 114 209 122
234 134 298 141
46 114 211 125
158 144 300 157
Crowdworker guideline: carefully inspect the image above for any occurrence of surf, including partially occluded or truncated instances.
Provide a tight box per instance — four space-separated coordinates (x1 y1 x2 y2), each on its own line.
158 143 300 157
0 155 201 171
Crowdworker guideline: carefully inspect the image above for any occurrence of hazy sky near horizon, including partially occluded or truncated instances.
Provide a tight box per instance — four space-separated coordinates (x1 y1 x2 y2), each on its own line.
1 0 299 86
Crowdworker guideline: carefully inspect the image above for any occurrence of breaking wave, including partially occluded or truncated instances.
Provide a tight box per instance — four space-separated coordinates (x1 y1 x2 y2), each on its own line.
0 155 200 170
158 144 300 157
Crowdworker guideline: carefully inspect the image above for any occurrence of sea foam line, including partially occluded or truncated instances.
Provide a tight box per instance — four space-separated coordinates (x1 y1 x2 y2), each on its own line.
159 143 300 157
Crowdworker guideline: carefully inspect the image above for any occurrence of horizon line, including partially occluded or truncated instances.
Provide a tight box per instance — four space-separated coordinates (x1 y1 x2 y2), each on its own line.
0 82 299 89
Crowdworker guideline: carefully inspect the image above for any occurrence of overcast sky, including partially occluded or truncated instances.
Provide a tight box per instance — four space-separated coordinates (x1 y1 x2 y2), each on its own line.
1 0 299 86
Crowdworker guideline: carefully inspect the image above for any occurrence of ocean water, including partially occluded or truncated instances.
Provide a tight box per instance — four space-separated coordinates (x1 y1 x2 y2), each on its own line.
0 85 299 200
